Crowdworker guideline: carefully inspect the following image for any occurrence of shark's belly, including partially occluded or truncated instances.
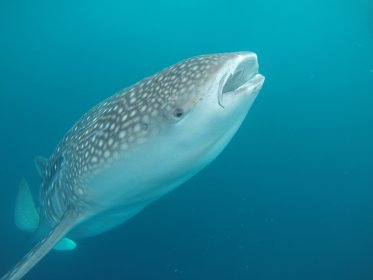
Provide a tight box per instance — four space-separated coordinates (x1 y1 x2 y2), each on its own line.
72 133 229 237
69 102 249 238
69 202 147 238
70 161 196 238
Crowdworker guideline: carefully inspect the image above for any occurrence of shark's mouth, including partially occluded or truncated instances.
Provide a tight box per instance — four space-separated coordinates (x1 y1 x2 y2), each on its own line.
218 52 264 106
222 56 258 93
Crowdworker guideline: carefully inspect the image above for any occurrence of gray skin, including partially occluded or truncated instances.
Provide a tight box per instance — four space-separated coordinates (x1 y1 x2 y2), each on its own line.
2 51 264 280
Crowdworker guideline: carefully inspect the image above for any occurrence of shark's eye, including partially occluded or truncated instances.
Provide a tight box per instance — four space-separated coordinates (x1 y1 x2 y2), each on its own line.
173 108 184 119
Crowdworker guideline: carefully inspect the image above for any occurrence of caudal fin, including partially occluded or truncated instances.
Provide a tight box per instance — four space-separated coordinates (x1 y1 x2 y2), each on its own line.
1 209 79 280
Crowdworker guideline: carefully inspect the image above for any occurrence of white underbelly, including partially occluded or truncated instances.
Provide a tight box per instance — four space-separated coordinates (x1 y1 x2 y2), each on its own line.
71 105 249 238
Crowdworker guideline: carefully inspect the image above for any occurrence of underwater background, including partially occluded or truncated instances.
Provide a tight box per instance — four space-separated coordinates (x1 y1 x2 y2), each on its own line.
0 0 372 279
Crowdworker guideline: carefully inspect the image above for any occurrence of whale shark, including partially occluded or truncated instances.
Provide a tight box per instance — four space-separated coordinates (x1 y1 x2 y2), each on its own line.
1 51 264 280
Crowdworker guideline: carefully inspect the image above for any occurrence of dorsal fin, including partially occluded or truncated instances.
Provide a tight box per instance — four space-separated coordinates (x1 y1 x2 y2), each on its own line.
1 208 80 280
34 156 48 177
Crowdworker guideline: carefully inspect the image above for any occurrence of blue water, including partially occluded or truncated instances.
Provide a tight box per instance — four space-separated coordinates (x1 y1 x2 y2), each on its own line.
1 0 372 279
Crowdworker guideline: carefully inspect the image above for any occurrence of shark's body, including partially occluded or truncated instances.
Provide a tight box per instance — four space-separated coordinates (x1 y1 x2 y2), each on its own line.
2 51 264 280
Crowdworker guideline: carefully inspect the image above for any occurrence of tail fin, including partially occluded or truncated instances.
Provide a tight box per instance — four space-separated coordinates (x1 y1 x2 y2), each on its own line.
1 209 79 280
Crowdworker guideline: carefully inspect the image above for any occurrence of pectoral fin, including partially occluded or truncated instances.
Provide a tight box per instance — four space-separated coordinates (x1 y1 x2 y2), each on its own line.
14 178 40 232
2 208 79 280
54 237 77 251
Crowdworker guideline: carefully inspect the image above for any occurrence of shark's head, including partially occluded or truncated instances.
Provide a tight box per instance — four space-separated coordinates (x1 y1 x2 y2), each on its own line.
146 51 265 164
158 51 264 120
